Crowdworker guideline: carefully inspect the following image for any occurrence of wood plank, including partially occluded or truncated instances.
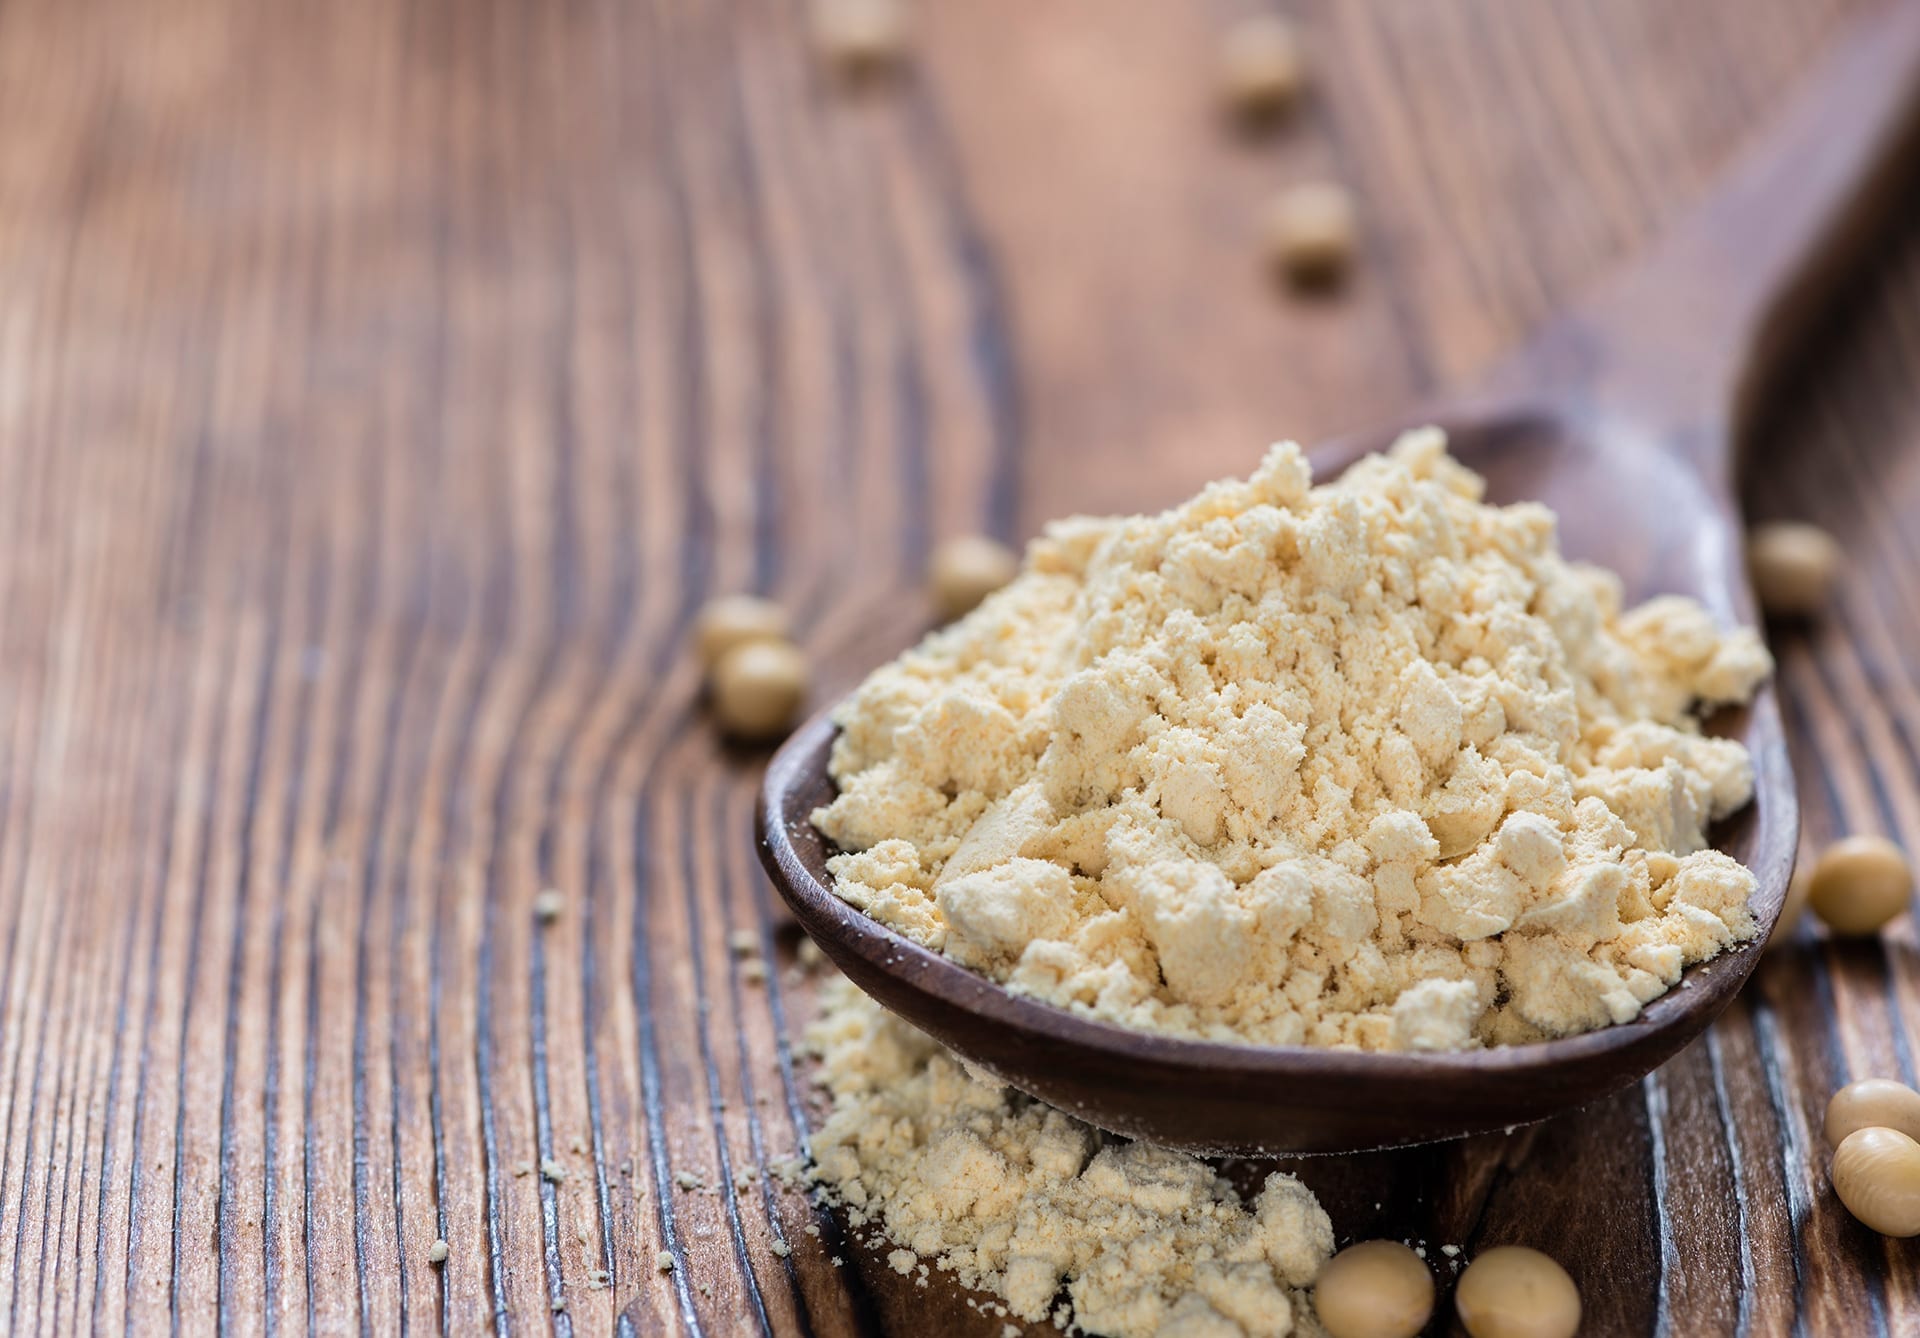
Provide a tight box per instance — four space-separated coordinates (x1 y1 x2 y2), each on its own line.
0 0 1917 1332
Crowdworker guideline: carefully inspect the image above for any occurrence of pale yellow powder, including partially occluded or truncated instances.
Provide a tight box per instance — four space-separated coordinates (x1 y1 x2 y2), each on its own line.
814 430 1772 1049
806 975 1333 1336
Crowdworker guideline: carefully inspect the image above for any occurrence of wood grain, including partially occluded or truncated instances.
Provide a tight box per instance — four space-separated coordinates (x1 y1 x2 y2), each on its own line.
0 0 1917 1333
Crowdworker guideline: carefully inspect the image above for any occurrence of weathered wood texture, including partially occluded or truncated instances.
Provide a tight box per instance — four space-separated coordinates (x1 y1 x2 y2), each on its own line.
0 0 1916 1332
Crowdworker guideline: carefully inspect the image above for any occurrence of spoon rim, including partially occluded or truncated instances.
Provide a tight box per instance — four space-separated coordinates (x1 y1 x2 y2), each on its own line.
758 695 1794 1084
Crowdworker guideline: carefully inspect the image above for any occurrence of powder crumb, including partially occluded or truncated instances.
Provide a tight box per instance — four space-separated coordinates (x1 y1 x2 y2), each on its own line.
674 1170 706 1192
513 1162 534 1179
656 1251 676 1273
772 1240 792 1259
1003 1327 1021 1338
540 1160 567 1184
814 431 1770 1050
805 1224 821 1238
570 1137 585 1155
1441 1244 1461 1258
729 929 761 956
550 1298 566 1313
797 938 825 968
742 958 769 984
427 1239 449 1265
533 889 566 924
806 975 1332 1337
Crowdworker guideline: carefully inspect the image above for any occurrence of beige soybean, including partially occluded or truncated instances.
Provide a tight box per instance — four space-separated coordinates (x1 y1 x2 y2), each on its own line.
812 0 907 81
1807 835 1913 935
695 595 791 670
1454 1246 1580 1338
712 641 811 742
929 535 1019 621
1220 15 1305 123
1747 521 1841 617
1831 1126 1920 1237
1826 1078 1920 1147
1264 182 1357 287
1313 1239 1433 1338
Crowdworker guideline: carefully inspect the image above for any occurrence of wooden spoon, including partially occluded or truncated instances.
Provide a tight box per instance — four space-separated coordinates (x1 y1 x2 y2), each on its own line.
758 1 1920 1155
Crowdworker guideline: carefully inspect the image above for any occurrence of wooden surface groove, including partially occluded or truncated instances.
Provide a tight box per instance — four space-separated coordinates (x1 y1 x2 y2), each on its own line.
4 0 1920 1333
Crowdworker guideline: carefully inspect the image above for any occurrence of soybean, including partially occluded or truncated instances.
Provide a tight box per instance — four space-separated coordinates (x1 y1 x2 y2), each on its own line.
1807 835 1913 936
1312 1239 1433 1338
1220 15 1305 124
1747 521 1840 618
1454 1246 1580 1338
1264 182 1357 287
812 0 907 81
712 641 811 742
695 595 790 671
1831 1126 1920 1237
1826 1078 1920 1147
929 535 1019 621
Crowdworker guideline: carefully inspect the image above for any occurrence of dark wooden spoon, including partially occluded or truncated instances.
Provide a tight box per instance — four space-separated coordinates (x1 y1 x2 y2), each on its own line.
758 1 1920 1155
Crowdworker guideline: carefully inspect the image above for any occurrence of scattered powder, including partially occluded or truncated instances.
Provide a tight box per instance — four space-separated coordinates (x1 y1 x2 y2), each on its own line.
674 1170 706 1192
656 1250 676 1273
730 929 763 956
814 432 1771 1049
540 1159 567 1184
807 975 1333 1337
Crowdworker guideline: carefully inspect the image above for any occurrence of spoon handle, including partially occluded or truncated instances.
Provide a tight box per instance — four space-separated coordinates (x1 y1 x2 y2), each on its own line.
1507 0 1920 489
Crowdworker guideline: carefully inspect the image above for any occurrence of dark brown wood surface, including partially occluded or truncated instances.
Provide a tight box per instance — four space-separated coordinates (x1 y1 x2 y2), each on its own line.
2 0 1918 1332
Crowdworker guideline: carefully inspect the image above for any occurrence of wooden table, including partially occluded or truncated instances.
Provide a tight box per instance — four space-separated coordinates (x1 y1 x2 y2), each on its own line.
2 0 1915 1332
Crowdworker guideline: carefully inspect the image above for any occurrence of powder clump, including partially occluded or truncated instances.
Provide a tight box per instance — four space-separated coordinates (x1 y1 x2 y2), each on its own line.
806 975 1332 1336
814 430 1772 1049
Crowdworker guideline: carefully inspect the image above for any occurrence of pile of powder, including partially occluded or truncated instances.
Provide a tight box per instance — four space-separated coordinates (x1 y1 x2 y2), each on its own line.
814 429 1773 1050
806 973 1333 1336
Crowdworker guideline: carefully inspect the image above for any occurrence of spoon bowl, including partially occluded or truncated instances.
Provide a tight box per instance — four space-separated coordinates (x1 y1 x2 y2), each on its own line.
758 405 1796 1155
758 0 1920 1154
